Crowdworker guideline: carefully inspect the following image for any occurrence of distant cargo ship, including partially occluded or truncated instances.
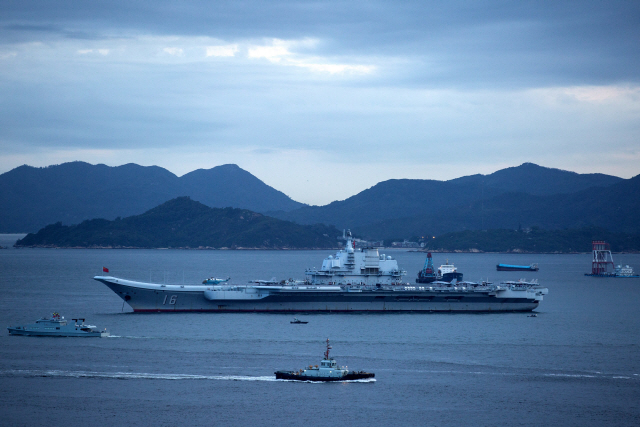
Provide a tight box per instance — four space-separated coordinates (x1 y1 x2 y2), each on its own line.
95 231 548 313
496 263 539 272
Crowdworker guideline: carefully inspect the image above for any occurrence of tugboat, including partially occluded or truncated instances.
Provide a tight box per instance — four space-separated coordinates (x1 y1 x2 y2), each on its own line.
275 339 374 382
7 313 110 337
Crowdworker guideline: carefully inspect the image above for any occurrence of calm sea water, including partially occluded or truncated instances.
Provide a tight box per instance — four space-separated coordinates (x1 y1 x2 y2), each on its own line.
0 234 639 426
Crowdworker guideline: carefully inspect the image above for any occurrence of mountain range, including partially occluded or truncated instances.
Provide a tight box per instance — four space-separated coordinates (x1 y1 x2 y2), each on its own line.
0 162 303 233
269 163 635 237
2 161 638 238
349 171 640 239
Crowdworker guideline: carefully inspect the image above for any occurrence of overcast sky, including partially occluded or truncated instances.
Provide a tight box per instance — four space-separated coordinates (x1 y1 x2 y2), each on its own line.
1 1 639 205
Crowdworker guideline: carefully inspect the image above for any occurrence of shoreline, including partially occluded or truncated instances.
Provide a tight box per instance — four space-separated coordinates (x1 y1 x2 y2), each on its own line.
10 245 640 254
11 245 342 250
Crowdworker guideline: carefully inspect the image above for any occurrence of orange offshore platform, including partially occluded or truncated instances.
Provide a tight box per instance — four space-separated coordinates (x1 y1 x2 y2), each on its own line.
585 240 639 278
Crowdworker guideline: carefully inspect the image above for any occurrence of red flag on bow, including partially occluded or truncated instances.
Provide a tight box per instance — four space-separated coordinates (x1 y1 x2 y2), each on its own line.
103 267 109 273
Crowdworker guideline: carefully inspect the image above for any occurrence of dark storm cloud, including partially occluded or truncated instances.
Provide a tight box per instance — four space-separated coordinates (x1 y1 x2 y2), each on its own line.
1 23 111 42
2 0 639 87
1 0 639 203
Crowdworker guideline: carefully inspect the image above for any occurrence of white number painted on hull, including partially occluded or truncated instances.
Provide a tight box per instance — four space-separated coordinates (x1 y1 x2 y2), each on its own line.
162 295 178 305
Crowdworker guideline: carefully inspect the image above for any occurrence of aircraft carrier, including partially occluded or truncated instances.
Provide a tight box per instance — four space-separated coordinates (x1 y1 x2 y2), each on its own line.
94 232 548 313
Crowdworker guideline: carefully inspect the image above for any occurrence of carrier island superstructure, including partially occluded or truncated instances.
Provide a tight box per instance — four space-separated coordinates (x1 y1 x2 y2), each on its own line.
94 232 548 313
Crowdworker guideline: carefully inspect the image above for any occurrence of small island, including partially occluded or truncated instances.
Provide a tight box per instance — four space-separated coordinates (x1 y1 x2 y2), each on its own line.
15 197 341 250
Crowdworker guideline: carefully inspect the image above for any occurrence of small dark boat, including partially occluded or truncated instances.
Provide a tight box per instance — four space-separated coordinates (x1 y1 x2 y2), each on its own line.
275 339 374 382
290 318 308 324
496 263 539 272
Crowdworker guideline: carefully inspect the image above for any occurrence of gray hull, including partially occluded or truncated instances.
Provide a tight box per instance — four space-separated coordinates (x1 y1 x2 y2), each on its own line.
95 277 541 313
7 328 108 337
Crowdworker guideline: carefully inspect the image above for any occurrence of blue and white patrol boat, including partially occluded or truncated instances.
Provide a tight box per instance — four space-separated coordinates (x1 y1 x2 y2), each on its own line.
275 339 374 381
94 231 548 312
7 313 109 337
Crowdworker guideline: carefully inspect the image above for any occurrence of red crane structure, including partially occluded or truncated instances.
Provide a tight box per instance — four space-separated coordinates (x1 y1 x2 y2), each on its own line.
589 240 614 275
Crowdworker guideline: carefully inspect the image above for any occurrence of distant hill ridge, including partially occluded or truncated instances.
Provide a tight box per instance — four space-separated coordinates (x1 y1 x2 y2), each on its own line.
450 162 622 195
270 163 632 235
15 197 340 249
0 162 304 232
366 173 640 238
1 161 637 237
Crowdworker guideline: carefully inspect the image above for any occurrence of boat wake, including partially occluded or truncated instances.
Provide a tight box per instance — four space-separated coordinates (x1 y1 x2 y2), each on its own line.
542 373 638 380
276 378 376 383
3 369 632 382
0 369 278 382
0 369 377 383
